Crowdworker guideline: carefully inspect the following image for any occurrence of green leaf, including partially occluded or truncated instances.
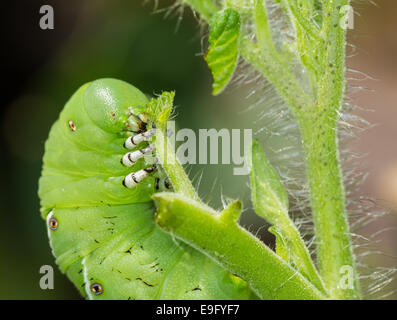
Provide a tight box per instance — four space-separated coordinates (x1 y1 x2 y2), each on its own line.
205 8 240 95
248 140 327 294
146 91 174 130
254 0 275 55
248 139 289 225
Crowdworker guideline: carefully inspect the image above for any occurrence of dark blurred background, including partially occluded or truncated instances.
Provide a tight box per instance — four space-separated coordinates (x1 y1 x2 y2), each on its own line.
0 0 396 299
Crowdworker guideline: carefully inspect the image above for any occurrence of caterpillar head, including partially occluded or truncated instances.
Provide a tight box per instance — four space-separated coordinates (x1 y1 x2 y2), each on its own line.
83 78 150 133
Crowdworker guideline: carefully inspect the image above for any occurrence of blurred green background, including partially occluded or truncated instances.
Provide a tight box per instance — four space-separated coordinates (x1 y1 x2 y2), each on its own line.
0 0 396 299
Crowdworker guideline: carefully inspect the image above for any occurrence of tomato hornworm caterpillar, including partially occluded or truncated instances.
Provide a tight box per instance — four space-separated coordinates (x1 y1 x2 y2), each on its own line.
38 78 254 299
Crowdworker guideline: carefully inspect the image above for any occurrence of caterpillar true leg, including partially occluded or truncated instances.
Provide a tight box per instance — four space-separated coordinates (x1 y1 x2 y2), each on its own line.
121 145 154 167
123 166 157 188
128 110 149 124
123 110 149 133
124 128 156 149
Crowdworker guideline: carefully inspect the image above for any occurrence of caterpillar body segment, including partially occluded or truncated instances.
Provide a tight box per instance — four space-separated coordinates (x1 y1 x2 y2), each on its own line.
38 78 254 300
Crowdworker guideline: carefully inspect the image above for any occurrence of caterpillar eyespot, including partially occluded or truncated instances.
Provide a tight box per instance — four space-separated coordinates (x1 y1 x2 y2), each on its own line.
48 217 58 231
38 78 254 300
68 120 76 132
90 283 103 295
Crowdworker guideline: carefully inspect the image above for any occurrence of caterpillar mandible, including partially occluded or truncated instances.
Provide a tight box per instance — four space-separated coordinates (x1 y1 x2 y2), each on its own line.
38 78 254 299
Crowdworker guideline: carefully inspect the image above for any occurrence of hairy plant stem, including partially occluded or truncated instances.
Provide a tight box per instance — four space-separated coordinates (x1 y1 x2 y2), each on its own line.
305 0 360 299
153 193 326 300
181 0 360 299
300 113 359 300
155 129 199 201
155 124 326 299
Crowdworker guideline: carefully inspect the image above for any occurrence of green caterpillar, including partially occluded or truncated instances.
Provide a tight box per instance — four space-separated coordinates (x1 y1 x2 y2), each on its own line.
38 78 254 299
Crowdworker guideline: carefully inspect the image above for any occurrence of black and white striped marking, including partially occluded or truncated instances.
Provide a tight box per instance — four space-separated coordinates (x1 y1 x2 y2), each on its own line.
123 167 156 188
124 128 156 149
121 145 154 167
